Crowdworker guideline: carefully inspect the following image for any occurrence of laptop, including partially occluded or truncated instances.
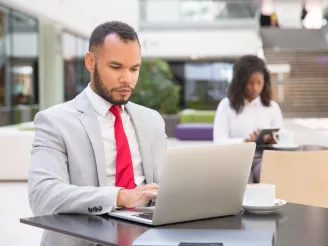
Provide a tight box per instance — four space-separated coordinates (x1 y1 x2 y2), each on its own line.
109 142 256 226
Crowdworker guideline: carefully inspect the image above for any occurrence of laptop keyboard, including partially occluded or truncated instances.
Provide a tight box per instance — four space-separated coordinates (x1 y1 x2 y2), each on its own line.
132 212 153 220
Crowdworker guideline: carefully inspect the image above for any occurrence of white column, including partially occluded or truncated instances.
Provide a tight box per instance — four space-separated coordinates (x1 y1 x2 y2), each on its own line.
274 1 303 28
38 20 64 110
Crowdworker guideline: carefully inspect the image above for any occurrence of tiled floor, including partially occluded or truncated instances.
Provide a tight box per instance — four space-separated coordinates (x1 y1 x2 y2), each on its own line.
2 118 328 245
0 182 42 245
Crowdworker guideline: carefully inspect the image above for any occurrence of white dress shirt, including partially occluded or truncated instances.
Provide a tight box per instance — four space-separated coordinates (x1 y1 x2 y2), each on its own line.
213 97 283 144
86 85 145 186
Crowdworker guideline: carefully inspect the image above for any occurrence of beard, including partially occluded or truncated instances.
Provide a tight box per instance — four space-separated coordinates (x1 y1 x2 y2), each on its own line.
93 63 133 105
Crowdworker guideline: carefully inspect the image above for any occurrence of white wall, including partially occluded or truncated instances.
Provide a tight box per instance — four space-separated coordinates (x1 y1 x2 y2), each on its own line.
139 30 262 58
145 0 180 22
0 0 139 36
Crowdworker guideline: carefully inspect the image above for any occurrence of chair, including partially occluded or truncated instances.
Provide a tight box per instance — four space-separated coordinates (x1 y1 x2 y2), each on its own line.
260 150 328 208
0 128 34 181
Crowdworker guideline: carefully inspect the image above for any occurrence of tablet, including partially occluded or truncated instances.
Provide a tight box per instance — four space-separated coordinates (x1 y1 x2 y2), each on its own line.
255 128 280 145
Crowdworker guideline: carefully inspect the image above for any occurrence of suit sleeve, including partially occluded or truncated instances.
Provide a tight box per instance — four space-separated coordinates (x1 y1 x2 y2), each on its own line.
153 111 167 184
28 111 122 216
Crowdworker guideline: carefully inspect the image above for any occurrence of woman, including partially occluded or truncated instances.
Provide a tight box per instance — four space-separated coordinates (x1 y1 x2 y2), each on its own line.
213 55 283 183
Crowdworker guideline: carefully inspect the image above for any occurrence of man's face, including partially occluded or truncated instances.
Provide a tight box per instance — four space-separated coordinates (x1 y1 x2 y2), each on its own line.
86 34 141 105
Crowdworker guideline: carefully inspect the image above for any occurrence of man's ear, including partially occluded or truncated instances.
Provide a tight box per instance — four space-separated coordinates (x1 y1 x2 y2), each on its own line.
85 52 95 73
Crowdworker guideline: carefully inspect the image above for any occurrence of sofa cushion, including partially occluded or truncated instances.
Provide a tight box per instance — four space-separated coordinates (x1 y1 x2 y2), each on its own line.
179 109 216 123
175 123 213 141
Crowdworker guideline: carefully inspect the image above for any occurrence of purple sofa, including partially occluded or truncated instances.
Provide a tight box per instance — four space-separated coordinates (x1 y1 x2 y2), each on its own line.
175 123 213 141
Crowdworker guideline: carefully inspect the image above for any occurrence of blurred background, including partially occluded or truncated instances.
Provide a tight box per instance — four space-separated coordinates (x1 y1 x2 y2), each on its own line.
0 0 328 127
1 0 328 244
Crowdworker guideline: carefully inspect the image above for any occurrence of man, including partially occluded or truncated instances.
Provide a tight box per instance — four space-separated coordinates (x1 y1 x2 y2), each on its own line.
28 21 167 245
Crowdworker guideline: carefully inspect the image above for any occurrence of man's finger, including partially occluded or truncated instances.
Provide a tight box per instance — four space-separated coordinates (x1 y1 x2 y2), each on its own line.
143 190 158 199
139 183 159 190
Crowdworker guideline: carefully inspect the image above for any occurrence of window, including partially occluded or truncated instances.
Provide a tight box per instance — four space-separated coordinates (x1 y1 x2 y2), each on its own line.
0 5 39 125
184 62 233 109
62 32 89 101
0 7 8 107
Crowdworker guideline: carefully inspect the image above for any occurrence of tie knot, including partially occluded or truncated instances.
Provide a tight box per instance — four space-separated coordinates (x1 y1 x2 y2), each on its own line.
109 105 121 118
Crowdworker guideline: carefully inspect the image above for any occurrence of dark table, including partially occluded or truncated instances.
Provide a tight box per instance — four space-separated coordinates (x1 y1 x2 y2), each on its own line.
21 203 328 246
254 144 328 159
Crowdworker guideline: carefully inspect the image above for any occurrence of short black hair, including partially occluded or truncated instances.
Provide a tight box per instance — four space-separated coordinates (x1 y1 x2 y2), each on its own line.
89 21 139 51
228 55 272 114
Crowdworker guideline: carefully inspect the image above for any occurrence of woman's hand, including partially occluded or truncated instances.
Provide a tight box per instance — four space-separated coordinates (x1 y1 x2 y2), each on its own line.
244 129 261 142
263 133 277 144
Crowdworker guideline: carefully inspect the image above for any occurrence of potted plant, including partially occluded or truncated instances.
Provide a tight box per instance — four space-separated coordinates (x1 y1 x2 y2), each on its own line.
131 58 180 137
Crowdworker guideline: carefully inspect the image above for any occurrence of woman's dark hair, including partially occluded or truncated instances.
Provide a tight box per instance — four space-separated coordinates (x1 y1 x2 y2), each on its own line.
227 55 272 114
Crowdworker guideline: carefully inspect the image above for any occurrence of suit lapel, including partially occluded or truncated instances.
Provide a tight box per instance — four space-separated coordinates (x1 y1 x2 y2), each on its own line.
125 103 154 184
75 91 107 187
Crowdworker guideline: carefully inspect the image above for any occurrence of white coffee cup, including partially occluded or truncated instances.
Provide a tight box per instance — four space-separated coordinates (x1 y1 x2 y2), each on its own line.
243 184 276 206
273 130 294 145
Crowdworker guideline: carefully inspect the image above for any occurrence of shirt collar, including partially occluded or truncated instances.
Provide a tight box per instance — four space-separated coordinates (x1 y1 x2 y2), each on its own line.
244 96 261 107
86 83 124 117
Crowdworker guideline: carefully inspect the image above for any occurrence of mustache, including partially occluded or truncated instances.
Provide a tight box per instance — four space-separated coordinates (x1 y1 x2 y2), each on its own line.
111 85 133 92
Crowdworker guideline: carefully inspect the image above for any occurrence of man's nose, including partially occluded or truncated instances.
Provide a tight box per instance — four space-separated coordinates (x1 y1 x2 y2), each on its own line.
119 71 132 84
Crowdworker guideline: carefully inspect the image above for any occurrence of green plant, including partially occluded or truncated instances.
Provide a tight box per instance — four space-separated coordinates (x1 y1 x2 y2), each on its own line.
131 59 180 114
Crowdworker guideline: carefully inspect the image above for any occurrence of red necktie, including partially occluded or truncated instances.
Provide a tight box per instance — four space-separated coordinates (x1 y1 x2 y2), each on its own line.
110 105 136 189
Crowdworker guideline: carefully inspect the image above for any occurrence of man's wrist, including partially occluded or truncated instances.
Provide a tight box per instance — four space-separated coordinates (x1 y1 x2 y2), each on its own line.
116 188 126 208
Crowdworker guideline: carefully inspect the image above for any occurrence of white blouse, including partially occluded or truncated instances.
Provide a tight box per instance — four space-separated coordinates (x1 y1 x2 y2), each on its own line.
213 97 284 144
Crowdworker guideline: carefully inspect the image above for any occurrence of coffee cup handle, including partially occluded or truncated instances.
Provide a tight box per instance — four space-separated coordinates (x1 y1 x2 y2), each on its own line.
273 132 279 144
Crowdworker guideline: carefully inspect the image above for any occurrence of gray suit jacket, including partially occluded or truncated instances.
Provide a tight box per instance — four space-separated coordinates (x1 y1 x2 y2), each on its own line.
28 89 167 245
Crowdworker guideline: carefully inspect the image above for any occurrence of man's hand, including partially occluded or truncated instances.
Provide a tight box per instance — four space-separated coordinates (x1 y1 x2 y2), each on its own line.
244 129 260 142
116 183 159 208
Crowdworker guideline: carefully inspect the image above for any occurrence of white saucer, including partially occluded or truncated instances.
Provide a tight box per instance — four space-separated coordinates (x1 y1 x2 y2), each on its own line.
242 199 287 214
272 144 300 150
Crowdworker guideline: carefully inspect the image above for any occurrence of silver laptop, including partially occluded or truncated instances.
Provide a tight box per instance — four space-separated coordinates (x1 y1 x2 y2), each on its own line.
109 142 256 226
